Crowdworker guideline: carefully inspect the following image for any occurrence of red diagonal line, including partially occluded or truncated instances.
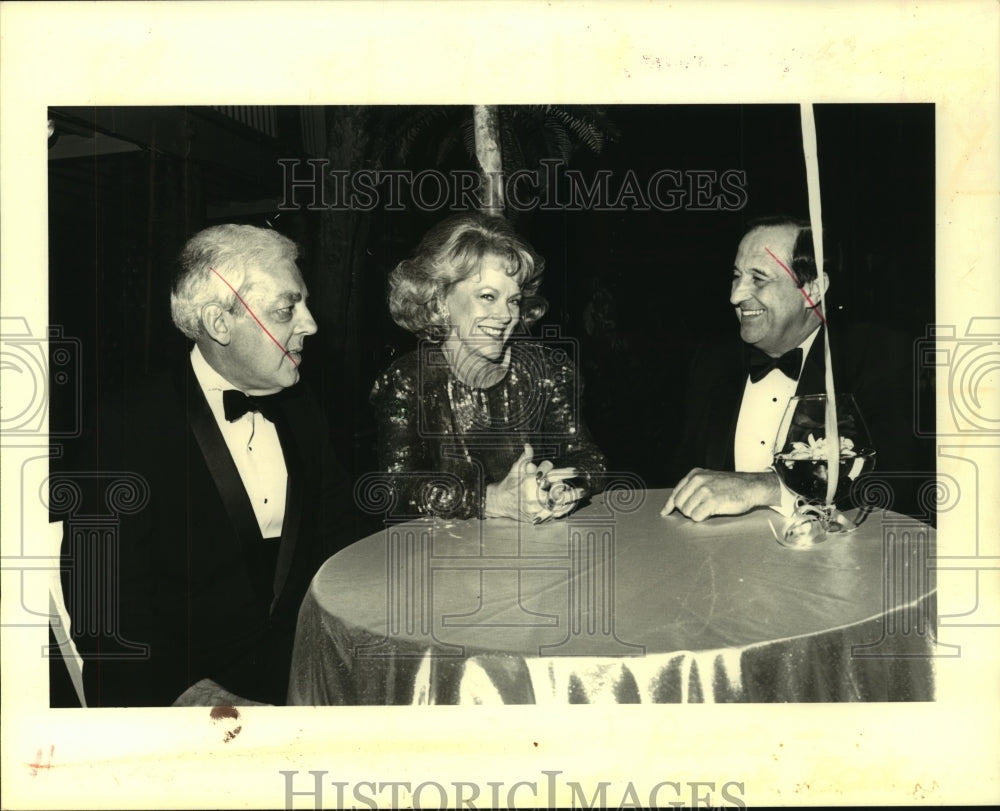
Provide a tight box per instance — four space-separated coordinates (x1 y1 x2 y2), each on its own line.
764 247 826 326
210 267 298 366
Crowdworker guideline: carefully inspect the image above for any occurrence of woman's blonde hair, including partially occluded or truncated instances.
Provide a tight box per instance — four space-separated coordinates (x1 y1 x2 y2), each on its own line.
388 212 547 339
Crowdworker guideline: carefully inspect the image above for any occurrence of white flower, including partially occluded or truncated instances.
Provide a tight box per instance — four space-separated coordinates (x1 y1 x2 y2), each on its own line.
783 433 857 461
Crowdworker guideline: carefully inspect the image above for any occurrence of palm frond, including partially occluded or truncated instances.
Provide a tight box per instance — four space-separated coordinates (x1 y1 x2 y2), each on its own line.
434 128 464 166
459 115 477 162
367 106 459 168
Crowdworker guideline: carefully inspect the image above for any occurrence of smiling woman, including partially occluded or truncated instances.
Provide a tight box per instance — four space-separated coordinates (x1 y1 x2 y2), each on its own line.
442 260 524 372
370 212 608 523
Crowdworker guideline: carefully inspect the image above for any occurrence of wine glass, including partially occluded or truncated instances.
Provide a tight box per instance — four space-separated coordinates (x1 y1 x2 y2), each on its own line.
772 393 876 546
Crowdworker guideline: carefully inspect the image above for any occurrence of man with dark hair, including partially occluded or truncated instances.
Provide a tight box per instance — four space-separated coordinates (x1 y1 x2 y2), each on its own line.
67 224 359 706
663 217 919 521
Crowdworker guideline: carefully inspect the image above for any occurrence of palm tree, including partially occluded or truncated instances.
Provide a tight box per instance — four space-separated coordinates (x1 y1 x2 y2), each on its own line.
315 104 620 470
473 105 504 216
365 103 621 215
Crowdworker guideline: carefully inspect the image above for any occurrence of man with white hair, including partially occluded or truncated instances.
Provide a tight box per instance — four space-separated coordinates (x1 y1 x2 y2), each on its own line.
70 224 356 706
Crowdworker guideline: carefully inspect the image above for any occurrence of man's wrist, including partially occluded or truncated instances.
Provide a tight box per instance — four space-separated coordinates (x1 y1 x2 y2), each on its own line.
753 469 782 508
763 467 798 516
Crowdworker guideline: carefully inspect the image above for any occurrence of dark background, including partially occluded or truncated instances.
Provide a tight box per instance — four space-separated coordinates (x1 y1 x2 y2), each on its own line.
47 104 936 494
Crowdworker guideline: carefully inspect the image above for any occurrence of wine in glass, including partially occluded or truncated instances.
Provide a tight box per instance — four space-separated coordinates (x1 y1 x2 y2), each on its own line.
772 393 876 545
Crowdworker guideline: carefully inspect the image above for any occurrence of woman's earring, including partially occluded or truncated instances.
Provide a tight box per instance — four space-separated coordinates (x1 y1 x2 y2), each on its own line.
432 298 451 340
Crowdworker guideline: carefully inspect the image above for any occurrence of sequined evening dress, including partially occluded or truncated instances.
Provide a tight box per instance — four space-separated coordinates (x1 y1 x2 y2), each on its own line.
370 340 608 519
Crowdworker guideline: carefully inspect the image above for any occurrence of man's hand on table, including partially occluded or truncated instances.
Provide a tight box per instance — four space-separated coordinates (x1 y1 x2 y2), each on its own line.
661 468 781 522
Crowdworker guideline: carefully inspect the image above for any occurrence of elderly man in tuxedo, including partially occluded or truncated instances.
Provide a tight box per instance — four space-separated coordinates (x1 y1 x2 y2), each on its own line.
70 224 357 706
663 216 918 522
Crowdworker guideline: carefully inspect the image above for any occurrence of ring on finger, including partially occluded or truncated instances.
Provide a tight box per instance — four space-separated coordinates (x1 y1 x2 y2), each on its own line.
546 484 585 511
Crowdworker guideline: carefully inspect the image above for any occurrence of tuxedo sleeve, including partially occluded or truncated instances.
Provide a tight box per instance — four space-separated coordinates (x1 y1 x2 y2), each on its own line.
667 340 738 483
668 348 704 484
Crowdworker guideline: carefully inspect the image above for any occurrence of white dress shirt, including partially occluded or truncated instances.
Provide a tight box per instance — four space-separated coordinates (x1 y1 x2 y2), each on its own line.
734 328 820 514
190 346 288 538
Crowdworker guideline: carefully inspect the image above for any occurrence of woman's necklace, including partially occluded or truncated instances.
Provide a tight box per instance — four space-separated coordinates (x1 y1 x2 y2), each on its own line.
442 337 511 389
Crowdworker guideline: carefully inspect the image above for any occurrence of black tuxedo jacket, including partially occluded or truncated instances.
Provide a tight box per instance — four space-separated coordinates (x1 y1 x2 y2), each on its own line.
68 356 361 706
669 322 925 514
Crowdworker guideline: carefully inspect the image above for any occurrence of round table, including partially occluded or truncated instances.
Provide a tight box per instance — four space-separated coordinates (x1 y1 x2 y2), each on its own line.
287 489 936 704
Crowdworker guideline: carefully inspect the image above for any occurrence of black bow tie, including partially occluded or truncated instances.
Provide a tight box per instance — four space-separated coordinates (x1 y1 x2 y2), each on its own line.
748 346 803 383
222 389 284 423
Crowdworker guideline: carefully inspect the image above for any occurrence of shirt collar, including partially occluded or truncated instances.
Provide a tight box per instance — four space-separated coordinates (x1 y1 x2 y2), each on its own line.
190 344 242 395
797 324 822 363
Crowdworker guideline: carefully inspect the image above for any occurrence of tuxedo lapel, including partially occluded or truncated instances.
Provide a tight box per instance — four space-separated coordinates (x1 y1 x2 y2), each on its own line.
178 361 309 615
271 404 304 613
704 343 746 470
796 326 829 397
175 363 268 597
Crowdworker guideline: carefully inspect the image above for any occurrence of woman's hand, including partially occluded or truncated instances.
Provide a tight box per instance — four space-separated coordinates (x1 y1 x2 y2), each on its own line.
485 444 544 521
485 444 584 522
531 462 583 523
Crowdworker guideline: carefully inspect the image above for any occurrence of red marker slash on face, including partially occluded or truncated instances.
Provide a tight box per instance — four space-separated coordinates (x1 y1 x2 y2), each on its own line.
764 247 827 326
210 267 299 366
